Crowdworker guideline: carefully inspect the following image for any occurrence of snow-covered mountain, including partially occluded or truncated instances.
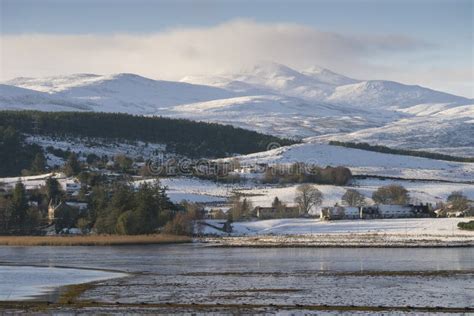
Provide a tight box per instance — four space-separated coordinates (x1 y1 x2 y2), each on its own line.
301 66 359 86
181 62 469 109
5 73 235 114
1 63 472 155
0 84 92 111
327 80 468 109
182 62 342 101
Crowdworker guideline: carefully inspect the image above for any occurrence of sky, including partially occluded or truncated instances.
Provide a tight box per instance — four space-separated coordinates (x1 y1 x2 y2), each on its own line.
1 0 473 97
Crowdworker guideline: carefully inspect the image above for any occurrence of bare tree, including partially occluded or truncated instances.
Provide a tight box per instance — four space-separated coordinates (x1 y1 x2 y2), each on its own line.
341 189 366 207
372 185 409 205
294 184 323 215
447 191 469 212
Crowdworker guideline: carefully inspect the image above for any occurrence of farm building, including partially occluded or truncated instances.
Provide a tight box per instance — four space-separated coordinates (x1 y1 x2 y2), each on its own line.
377 204 414 218
360 206 380 219
320 205 361 220
322 204 432 220
320 206 346 220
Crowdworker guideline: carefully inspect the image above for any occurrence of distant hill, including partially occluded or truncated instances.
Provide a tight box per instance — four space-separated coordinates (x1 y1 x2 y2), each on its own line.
1 63 472 155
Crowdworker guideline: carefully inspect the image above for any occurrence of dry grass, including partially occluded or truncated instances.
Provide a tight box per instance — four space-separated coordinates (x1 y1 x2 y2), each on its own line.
0 234 192 246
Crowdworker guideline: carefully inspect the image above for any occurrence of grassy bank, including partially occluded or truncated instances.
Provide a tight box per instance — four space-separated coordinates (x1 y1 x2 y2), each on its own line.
0 234 192 246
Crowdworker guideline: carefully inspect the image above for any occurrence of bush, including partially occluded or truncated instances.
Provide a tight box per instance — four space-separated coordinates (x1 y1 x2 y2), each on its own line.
263 163 352 185
447 191 469 212
162 212 194 236
458 221 474 231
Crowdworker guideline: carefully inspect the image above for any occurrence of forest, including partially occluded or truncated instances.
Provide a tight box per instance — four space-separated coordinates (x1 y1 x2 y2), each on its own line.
0 111 296 159
0 125 44 177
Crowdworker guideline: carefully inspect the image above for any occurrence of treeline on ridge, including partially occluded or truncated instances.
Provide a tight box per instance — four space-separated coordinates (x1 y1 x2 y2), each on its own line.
329 141 474 163
0 126 44 177
0 111 296 158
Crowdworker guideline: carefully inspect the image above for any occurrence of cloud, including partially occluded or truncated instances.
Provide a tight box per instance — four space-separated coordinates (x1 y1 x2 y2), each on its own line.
1 19 471 97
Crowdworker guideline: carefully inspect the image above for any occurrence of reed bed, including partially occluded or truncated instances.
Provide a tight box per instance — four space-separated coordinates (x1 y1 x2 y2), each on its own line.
0 234 192 246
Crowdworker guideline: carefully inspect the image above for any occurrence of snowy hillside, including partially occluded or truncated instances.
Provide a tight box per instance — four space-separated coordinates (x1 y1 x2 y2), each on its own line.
163 95 389 137
233 143 474 182
2 63 472 155
327 80 468 109
315 104 474 156
0 84 92 111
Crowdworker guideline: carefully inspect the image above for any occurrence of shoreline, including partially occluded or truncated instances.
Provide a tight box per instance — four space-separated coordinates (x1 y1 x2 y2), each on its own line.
0 264 128 303
202 233 474 248
0 233 473 248
1 301 473 314
0 234 192 246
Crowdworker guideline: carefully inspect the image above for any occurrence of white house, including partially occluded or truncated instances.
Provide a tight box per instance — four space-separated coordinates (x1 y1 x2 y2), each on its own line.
321 205 348 220
320 205 362 220
344 206 361 219
377 204 414 218
322 204 427 220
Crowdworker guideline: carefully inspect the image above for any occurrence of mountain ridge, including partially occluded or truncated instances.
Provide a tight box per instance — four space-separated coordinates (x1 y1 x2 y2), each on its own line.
1 63 472 156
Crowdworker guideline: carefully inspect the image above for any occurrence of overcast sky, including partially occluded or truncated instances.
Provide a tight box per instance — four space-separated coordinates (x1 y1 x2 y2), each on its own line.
1 0 473 97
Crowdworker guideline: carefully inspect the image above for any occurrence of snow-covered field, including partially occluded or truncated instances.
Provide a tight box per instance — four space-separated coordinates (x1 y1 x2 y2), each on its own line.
136 177 241 203
233 143 474 182
203 217 471 236
0 172 75 191
148 175 474 210
202 218 474 247
238 179 474 208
